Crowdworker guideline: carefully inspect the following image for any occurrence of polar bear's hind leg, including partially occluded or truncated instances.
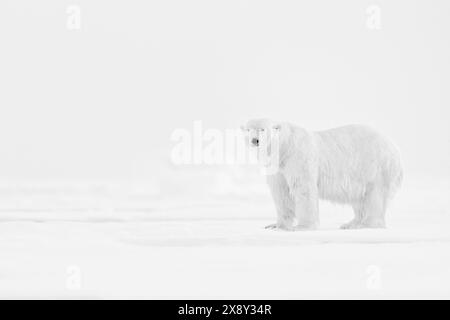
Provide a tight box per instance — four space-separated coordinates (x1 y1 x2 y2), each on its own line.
340 203 364 229
358 183 387 228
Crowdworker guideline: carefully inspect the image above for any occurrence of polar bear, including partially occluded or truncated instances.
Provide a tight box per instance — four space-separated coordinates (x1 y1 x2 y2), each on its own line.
241 119 403 230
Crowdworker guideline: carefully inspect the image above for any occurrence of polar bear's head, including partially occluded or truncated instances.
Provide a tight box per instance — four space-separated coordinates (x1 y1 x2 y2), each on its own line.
240 118 283 170
241 118 281 148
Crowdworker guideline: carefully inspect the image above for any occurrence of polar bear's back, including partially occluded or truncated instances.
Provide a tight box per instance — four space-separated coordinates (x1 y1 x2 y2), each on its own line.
314 125 403 204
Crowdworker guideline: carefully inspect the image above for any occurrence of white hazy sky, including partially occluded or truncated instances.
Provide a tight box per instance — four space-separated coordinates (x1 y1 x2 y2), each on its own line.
0 1 449 181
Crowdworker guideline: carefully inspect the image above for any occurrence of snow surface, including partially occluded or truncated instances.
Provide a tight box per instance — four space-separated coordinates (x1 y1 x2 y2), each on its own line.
0 172 448 299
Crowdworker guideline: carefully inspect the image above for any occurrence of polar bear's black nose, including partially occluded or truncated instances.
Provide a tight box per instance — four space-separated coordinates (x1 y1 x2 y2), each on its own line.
251 138 259 146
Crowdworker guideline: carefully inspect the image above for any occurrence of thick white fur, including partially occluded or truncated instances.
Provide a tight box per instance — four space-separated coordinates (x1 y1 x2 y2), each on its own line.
243 119 403 231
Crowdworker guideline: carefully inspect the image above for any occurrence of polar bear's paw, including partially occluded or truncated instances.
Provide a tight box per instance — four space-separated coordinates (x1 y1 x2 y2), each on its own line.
265 223 318 231
359 219 386 229
264 224 294 231
341 219 386 229
340 219 362 230
292 224 318 231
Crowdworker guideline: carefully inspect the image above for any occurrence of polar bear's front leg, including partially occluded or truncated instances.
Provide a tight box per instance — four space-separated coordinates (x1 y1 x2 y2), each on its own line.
292 192 319 230
266 173 295 230
287 176 319 231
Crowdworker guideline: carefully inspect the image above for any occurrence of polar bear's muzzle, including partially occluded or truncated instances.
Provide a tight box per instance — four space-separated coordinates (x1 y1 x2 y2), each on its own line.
251 138 260 147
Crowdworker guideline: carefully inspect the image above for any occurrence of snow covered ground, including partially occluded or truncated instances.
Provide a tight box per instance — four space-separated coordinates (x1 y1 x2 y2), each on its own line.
0 172 448 299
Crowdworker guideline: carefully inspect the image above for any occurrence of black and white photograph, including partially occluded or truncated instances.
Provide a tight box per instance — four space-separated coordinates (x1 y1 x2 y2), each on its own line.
0 0 449 303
